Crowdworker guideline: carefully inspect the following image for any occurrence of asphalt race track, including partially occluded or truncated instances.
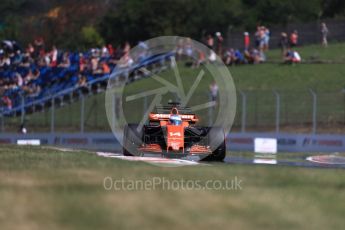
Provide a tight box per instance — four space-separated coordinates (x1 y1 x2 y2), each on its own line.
223 155 345 169
94 150 345 169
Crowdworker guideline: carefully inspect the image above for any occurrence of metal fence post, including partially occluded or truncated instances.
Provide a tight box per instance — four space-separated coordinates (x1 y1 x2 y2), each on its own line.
51 97 55 133
239 90 246 133
309 89 317 134
80 95 85 133
273 90 280 133
112 93 116 130
0 112 3 132
343 90 345 124
20 94 25 125
208 94 214 126
94 96 98 128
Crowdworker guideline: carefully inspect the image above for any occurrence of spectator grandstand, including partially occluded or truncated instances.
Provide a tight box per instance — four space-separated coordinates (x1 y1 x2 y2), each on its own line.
0 39 174 117
0 40 115 114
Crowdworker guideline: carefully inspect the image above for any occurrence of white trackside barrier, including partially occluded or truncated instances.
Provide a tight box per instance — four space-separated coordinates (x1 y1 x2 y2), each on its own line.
253 138 277 164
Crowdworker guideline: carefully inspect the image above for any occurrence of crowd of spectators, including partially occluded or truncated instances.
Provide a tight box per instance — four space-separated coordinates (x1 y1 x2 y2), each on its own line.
174 27 271 66
177 26 304 66
0 38 134 111
220 26 270 65
174 28 271 66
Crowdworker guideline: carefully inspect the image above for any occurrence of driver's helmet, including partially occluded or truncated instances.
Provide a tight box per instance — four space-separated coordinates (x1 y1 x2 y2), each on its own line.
169 114 182 125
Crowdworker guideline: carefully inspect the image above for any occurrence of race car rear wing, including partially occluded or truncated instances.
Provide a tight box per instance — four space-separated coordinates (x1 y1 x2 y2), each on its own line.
154 106 192 114
149 113 199 123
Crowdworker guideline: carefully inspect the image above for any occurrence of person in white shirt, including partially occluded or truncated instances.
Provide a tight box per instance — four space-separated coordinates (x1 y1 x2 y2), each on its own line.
209 81 219 102
321 22 329 47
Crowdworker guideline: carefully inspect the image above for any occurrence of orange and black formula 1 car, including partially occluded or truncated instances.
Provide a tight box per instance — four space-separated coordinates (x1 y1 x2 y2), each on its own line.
123 102 226 161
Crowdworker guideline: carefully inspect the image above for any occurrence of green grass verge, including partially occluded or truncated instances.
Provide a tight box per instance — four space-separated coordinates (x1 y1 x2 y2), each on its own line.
0 145 345 230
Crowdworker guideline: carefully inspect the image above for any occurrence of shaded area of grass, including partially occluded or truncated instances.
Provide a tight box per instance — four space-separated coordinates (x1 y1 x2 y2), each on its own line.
0 145 345 230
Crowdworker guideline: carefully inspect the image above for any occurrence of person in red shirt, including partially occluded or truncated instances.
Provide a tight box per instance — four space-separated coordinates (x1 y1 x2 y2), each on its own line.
290 30 298 47
102 62 111 74
79 53 87 72
49 45 58 67
244 32 250 50
26 43 35 58
107 44 114 56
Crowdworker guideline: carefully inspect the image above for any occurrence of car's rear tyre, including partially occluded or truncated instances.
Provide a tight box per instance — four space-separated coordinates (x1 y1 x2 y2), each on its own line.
202 127 226 162
123 124 143 156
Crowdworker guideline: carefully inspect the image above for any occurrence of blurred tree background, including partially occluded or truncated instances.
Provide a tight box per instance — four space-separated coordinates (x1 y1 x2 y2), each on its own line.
0 0 344 49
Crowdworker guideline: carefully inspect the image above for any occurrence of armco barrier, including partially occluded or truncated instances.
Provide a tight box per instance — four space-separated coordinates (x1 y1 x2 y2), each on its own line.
1 132 345 153
0 133 121 151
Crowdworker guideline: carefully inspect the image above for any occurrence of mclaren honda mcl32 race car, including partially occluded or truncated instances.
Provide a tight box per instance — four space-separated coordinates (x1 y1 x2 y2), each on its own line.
123 102 226 161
